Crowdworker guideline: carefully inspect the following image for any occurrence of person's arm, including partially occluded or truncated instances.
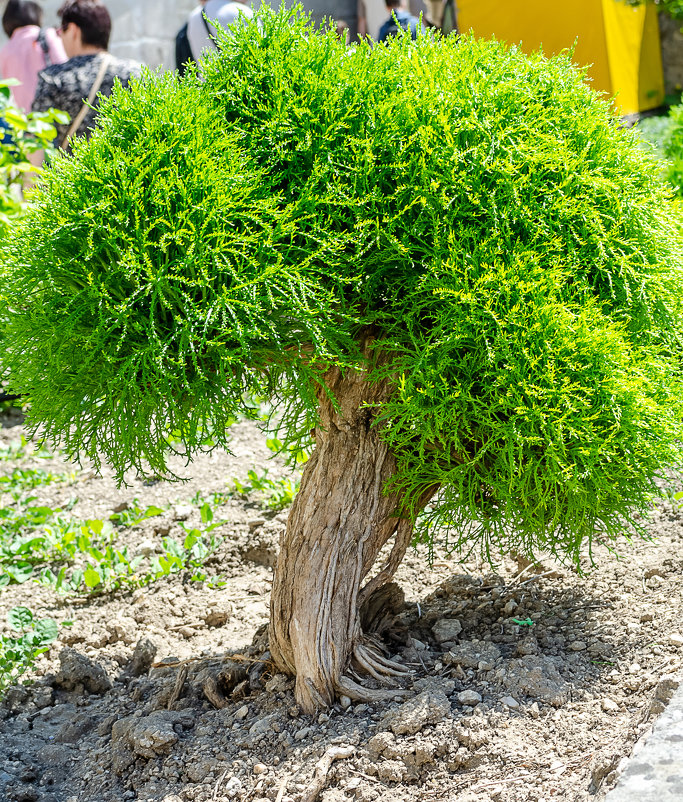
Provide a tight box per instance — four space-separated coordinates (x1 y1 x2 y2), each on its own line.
45 28 67 66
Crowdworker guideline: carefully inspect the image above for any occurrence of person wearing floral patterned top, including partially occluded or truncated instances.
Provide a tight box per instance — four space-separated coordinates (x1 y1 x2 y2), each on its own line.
32 0 139 150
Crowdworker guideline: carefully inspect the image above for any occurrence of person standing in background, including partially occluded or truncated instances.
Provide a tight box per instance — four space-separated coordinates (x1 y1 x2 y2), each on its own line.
187 0 253 63
378 0 424 42
0 0 66 112
32 0 140 150
175 0 205 75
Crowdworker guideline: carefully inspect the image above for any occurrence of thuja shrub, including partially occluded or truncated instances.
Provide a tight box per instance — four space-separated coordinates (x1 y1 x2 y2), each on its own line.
2 5 683 565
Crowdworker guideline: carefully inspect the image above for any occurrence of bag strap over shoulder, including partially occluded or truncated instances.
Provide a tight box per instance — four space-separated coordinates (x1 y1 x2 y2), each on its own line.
36 29 52 67
60 52 112 150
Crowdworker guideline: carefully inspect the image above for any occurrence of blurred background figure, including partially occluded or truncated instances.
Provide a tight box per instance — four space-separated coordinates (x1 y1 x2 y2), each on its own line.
378 0 425 41
0 0 66 111
335 18 350 45
32 0 139 149
175 0 204 75
187 0 252 64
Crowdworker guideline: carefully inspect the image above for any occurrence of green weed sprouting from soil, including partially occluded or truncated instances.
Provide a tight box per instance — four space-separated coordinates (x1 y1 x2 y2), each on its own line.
2 6 683 566
0 607 58 694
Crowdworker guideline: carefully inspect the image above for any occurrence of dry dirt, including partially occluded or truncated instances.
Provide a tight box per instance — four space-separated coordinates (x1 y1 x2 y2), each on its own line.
0 413 682 802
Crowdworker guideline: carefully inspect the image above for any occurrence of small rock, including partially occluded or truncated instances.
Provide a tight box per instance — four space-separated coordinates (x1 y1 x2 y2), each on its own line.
516 637 538 656
55 648 112 694
503 600 518 615
253 763 268 775
640 612 654 623
204 605 232 628
111 501 129 513
493 656 571 707
339 695 352 710
173 504 193 521
377 759 406 783
367 731 396 758
654 674 680 703
601 698 619 712
265 673 291 694
129 638 157 677
432 618 463 644
411 638 428 651
569 641 587 652
294 726 313 741
106 616 137 645
383 687 451 736
501 696 519 709
154 522 171 536
444 641 501 670
186 759 213 783
235 705 249 721
225 777 243 798
668 633 683 648
248 518 266 532
249 712 279 736
134 539 158 558
629 663 641 674
457 690 482 706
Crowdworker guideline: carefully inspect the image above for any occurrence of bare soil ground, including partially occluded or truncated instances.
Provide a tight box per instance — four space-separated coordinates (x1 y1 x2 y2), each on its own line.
0 414 682 802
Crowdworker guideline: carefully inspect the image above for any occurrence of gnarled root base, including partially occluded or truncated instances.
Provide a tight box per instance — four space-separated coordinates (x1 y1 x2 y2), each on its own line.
269 357 436 712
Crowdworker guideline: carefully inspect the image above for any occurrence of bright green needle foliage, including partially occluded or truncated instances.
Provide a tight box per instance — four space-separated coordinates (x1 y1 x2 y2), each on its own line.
2 7 683 565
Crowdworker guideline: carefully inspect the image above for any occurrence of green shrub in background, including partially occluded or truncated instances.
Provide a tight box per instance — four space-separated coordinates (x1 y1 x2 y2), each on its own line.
0 79 67 238
624 0 683 20
1 6 682 709
664 103 683 195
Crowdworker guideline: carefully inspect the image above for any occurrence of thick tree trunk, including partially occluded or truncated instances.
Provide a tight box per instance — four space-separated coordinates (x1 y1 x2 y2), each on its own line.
269 361 429 713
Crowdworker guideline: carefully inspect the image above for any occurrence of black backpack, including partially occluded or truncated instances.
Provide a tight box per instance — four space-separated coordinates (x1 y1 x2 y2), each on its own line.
175 22 193 76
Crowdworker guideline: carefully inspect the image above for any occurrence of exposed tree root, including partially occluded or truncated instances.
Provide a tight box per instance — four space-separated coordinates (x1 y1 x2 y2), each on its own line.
301 745 355 802
336 674 410 704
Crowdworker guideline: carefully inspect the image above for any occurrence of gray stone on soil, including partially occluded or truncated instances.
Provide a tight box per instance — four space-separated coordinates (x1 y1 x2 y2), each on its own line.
431 618 463 644
129 638 157 677
55 648 112 694
377 759 407 783
111 709 194 772
492 655 571 707
605 681 683 802
457 690 483 706
382 687 451 735
444 640 501 670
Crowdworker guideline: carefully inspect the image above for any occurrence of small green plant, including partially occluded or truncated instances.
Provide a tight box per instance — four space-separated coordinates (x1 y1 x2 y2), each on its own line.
109 499 164 527
0 607 58 694
229 468 300 511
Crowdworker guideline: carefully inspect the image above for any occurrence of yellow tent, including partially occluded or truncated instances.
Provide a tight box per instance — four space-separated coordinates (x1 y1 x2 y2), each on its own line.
455 0 665 115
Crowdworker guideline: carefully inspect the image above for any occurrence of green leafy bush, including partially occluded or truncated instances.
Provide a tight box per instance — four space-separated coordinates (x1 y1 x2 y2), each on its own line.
1 7 682 563
623 0 683 20
0 79 67 238
664 103 683 195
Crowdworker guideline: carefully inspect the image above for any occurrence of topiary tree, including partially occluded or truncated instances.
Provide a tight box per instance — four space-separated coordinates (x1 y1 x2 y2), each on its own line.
1 7 683 712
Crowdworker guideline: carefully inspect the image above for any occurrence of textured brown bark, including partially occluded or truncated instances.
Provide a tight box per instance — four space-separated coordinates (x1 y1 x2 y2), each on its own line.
269 359 430 713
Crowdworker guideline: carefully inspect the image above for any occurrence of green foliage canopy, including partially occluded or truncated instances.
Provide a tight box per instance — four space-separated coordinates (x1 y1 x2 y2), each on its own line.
2 7 683 562
664 102 683 195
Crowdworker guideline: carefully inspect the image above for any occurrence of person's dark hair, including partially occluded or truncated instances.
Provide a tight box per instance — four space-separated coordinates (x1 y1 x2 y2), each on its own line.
2 0 43 38
385 0 402 7
58 0 111 50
